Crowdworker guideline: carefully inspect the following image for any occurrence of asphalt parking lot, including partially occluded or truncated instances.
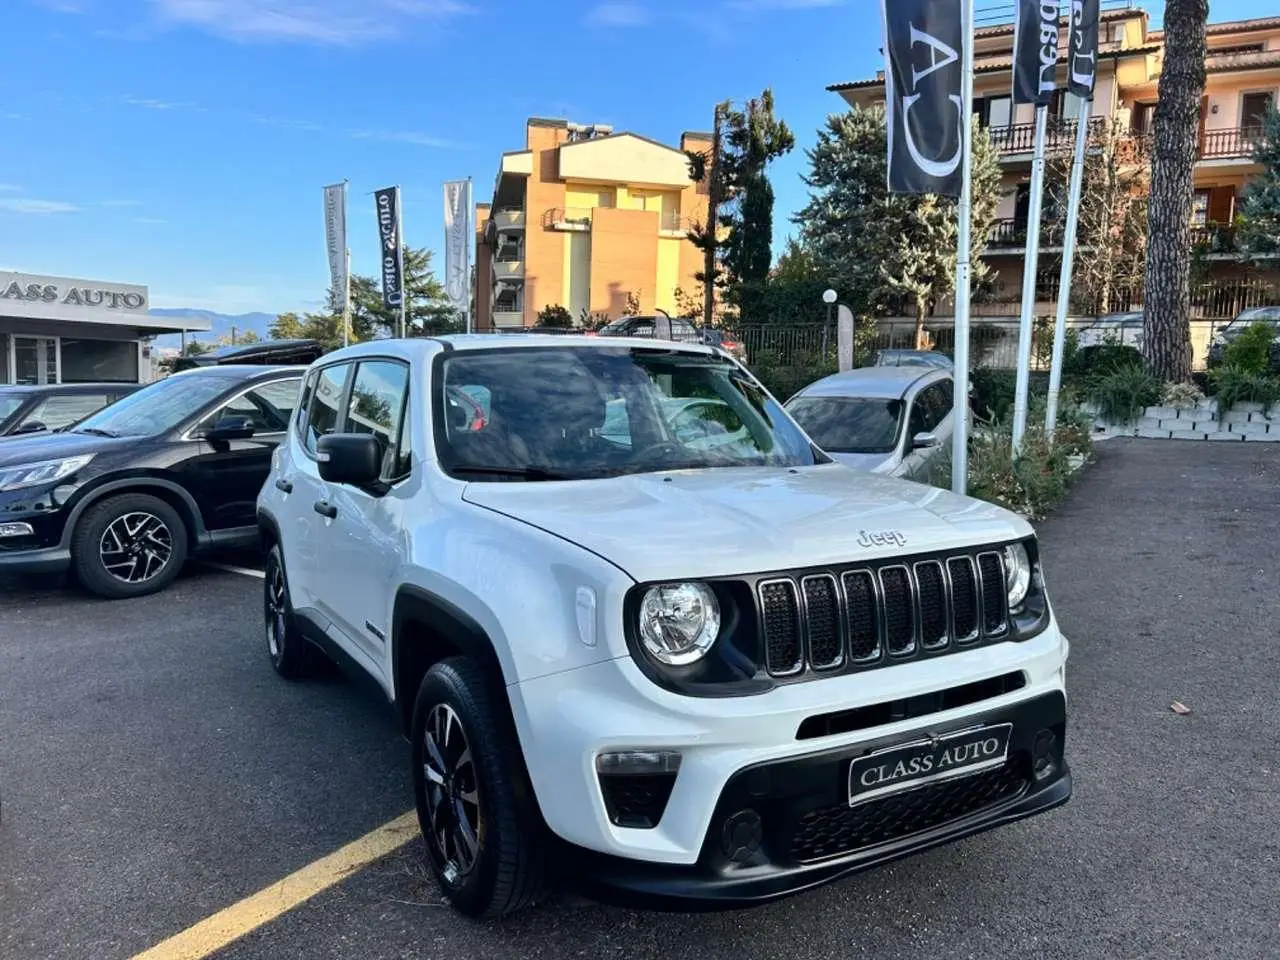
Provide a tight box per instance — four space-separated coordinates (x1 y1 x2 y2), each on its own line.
2 437 1279 960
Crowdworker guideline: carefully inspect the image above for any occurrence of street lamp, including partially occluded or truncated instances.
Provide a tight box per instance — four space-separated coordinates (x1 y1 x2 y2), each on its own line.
822 289 838 355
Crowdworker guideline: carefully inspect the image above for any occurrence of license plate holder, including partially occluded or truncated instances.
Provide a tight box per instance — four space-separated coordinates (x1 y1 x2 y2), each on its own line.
847 722 1013 808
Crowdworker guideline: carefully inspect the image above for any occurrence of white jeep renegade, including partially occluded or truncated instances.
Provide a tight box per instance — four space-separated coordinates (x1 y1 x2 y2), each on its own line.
256 334 1071 918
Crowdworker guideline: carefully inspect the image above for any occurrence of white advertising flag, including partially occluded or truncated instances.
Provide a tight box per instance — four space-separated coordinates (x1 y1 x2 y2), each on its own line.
323 182 348 312
443 179 472 327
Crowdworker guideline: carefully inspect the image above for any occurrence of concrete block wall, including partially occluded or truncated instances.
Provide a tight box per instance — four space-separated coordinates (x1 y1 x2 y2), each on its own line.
1097 400 1279 442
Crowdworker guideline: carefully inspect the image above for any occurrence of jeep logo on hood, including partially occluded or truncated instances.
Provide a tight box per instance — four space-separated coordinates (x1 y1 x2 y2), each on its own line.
858 529 908 549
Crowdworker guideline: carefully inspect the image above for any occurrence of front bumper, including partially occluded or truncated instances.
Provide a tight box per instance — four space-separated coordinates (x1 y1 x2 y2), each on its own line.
555 690 1069 909
0 491 72 573
509 624 1070 907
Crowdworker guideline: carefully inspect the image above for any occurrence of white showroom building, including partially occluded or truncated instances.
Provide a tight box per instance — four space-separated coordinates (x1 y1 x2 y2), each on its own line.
0 270 210 385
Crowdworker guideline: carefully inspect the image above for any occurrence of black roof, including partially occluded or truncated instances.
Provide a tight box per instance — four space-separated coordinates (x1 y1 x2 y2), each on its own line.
0 382 142 395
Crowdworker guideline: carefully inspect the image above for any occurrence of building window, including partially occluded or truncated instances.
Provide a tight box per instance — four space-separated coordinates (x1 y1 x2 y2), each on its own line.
13 336 57 385
1131 102 1157 136
0 334 9 385
1241 92 1274 132
61 338 139 383
1192 190 1210 227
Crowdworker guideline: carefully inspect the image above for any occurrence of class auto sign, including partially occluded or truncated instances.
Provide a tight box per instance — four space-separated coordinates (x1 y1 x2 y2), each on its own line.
1 278 146 310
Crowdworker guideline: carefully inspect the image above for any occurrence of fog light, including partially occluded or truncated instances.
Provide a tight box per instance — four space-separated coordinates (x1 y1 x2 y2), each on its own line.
1032 729 1058 782
0 522 34 538
720 808 763 864
595 750 682 775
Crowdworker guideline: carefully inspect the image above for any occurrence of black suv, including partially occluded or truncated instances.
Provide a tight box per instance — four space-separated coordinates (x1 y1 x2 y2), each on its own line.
0 364 305 599
0 383 140 439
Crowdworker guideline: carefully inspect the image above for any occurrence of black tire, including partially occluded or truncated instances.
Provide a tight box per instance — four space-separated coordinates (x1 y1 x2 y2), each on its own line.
71 493 189 600
263 544 313 679
411 657 545 918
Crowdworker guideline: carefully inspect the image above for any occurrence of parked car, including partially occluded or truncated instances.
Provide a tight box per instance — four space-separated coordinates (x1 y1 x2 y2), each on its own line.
1207 305 1280 367
0 383 140 439
256 333 1070 918
591 312 702 342
171 338 324 372
1076 312 1144 348
0 364 305 598
872 348 955 371
783 366 956 482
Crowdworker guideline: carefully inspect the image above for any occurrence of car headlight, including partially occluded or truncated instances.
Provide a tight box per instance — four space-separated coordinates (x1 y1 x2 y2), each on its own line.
0 454 94 492
1004 541 1032 611
638 582 721 666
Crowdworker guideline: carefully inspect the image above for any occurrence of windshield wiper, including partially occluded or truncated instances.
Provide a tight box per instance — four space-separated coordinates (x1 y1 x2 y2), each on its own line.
73 427 119 438
451 465 574 481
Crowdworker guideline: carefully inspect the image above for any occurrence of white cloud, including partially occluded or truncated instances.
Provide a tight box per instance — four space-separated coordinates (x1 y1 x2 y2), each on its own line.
122 96 201 111
0 198 80 214
134 217 168 224
0 184 22 192
100 199 144 207
147 0 473 45
347 128 471 149
587 2 649 26
725 0 844 8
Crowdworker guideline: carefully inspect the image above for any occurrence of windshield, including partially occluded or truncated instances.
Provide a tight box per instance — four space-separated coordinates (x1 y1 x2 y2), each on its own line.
785 396 905 454
434 346 821 481
0 394 25 423
72 373 231 438
1225 307 1280 335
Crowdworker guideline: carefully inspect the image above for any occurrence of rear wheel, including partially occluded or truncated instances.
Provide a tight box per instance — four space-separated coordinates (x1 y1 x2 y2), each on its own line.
411 657 545 918
71 493 188 599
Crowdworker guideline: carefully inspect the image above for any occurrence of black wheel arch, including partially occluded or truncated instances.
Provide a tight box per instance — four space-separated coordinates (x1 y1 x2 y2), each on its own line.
63 477 206 551
392 584 511 737
257 508 282 552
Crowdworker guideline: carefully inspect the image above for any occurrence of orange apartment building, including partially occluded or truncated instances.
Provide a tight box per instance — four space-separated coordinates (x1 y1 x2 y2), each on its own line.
828 5 1280 311
473 118 713 330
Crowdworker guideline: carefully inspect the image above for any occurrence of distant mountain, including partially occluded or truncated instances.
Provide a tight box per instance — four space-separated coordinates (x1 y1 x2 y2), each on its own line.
149 308 277 350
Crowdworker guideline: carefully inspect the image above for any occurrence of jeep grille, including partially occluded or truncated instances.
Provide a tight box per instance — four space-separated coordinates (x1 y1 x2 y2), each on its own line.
756 550 1010 678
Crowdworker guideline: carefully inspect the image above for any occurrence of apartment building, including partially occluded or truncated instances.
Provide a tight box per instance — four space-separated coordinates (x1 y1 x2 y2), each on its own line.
828 5 1280 309
473 118 713 330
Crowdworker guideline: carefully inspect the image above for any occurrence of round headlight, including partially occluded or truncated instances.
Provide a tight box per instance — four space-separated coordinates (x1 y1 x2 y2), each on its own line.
1004 542 1032 610
638 582 721 667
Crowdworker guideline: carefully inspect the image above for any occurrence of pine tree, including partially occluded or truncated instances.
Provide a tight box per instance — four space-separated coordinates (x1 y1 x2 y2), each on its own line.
794 108 1002 347
1142 0 1209 382
1238 107 1280 258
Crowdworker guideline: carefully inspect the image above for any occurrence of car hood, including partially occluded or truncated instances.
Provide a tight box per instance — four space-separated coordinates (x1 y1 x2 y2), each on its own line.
828 451 898 474
462 463 1031 583
0 430 130 467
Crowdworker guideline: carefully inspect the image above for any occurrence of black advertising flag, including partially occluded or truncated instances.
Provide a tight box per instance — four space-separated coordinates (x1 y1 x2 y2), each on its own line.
1067 0 1100 100
881 0 965 197
1013 0 1060 106
374 186 405 311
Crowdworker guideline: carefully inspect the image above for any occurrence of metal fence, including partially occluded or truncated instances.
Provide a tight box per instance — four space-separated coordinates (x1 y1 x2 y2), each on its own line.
734 318 1231 373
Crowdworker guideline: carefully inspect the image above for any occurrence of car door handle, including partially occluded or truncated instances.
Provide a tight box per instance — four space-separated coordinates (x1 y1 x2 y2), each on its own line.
313 500 337 519
275 478 294 494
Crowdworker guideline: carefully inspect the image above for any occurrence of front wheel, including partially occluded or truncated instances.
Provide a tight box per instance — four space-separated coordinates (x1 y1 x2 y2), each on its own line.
263 544 313 679
411 657 545 918
71 493 188 599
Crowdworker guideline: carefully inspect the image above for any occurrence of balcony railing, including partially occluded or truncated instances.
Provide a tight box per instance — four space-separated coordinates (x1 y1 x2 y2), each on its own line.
1199 126 1265 161
544 207 595 230
986 218 1067 248
1190 221 1239 253
987 116 1105 156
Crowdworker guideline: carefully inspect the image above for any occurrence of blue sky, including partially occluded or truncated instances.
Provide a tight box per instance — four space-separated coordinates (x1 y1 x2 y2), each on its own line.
0 0 1268 316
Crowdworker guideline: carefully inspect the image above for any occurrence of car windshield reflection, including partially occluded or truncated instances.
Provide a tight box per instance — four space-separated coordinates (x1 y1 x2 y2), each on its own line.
72 375 230 438
435 346 821 481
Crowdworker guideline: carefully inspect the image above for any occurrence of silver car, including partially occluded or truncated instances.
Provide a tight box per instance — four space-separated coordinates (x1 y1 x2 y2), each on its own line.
784 367 956 482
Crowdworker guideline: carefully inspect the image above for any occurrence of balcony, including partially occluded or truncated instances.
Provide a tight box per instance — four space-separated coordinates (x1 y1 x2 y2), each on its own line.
1199 126 1265 162
493 258 525 280
544 207 595 231
1190 221 1240 255
493 207 525 231
987 116 1106 157
985 218 1067 251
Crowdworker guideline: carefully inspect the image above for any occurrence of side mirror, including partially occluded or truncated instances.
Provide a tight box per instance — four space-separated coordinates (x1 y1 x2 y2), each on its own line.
316 434 382 487
207 416 257 442
913 431 939 450
14 420 47 435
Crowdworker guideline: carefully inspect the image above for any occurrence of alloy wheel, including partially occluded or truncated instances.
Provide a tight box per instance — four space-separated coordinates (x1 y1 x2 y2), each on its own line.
265 563 287 658
423 703 483 885
99 511 174 585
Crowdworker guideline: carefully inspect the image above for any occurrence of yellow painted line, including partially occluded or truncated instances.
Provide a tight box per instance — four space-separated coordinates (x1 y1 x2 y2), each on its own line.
130 810 419 960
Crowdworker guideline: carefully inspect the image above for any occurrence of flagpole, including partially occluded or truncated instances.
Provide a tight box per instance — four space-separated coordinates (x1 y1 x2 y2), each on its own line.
343 246 351 348
1045 110 1091 437
1011 104 1049 456
466 177 474 335
951 0 976 497
397 185 407 339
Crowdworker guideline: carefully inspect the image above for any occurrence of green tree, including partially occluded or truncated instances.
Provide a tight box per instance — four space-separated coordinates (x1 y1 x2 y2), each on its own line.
795 107 1002 347
536 304 574 328
1238 106 1280 258
1142 0 1209 382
